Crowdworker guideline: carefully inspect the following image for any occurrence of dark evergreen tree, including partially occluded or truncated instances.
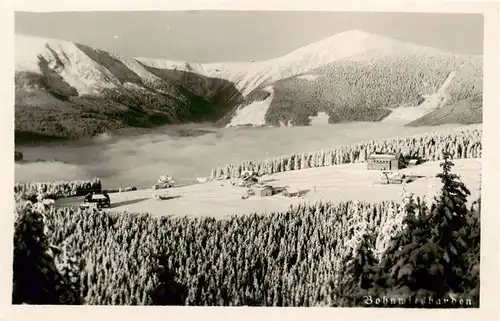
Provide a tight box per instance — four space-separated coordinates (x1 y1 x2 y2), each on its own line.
339 231 379 307
429 151 471 293
12 202 81 304
371 193 449 307
372 152 476 308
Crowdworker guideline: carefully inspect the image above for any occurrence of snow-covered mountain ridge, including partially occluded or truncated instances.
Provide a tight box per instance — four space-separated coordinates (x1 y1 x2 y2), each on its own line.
136 30 456 96
14 30 483 143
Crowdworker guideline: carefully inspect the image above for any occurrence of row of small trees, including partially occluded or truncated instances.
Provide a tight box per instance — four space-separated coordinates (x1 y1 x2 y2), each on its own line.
14 178 102 203
12 153 480 307
209 127 482 180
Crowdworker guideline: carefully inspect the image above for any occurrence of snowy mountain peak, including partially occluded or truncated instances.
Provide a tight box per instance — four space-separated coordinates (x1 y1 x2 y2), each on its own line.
283 29 444 61
137 29 448 95
16 34 121 95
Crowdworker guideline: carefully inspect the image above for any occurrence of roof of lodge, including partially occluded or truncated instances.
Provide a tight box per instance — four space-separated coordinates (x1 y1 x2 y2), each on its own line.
254 185 273 191
368 153 401 160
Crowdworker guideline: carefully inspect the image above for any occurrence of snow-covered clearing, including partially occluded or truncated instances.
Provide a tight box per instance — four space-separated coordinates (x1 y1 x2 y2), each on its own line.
55 158 481 219
297 74 320 81
308 112 330 126
382 71 458 124
227 86 274 127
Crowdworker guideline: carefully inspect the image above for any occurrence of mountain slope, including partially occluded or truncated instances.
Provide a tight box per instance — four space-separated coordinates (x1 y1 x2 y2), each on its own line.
15 34 243 143
407 94 483 126
136 30 482 129
138 30 482 128
221 51 482 127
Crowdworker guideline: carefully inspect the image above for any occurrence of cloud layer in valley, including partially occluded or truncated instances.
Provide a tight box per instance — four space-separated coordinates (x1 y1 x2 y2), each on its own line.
15 123 480 189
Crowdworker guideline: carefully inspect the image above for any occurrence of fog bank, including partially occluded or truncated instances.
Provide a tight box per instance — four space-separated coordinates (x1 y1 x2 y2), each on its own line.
15 123 478 189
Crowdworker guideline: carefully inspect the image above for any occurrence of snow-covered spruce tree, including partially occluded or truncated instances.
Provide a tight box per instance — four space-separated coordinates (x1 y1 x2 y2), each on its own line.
374 197 405 261
54 242 82 304
371 151 475 307
12 201 81 304
463 198 480 303
370 192 449 307
148 252 187 305
373 186 427 268
454 171 481 305
335 220 379 307
339 232 379 306
428 151 471 295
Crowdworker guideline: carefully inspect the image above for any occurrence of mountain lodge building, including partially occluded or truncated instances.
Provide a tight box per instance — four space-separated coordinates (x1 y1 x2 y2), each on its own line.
367 153 405 171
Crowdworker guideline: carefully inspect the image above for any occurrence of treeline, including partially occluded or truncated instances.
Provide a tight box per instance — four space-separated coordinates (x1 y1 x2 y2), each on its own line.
14 178 102 203
13 156 480 307
103 186 138 194
209 127 482 180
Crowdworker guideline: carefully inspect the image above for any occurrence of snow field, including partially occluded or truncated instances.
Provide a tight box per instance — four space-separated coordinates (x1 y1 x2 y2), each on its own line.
54 158 480 219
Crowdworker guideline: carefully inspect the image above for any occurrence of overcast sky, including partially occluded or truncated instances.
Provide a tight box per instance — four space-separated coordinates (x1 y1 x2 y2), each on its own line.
15 11 483 62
